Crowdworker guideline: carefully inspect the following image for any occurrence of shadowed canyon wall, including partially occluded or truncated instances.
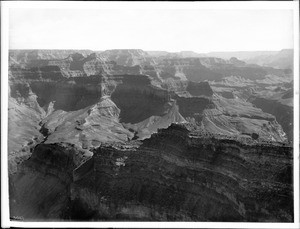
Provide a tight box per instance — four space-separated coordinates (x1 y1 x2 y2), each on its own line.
251 98 293 141
9 124 293 221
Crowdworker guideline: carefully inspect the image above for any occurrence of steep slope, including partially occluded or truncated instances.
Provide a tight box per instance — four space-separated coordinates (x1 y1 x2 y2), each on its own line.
8 97 45 174
200 101 287 142
111 75 170 123
8 73 46 174
9 143 87 220
41 96 133 149
250 96 293 141
123 100 186 140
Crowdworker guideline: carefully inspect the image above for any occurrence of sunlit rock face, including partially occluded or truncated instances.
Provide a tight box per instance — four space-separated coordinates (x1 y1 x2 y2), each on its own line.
7 49 294 222
40 97 134 149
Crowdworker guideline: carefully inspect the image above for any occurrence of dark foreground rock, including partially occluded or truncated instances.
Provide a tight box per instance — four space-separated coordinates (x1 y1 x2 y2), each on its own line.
9 124 293 222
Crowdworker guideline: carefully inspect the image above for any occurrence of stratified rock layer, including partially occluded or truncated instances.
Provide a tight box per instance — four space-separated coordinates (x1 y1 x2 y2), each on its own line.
10 124 292 221
69 124 292 221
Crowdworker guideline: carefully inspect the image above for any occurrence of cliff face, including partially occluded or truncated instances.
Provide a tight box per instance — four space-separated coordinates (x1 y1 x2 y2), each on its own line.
70 124 292 222
251 97 293 141
123 100 186 140
9 143 87 220
8 96 44 173
186 81 213 97
111 75 170 124
10 70 104 111
161 80 214 97
41 97 133 149
9 70 174 150
11 124 291 221
8 70 46 167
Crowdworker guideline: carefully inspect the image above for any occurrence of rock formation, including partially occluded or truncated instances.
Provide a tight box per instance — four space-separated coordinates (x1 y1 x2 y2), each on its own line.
7 49 294 222
9 124 293 221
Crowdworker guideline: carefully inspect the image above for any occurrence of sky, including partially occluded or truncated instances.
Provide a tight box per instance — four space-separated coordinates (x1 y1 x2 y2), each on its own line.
8 6 294 53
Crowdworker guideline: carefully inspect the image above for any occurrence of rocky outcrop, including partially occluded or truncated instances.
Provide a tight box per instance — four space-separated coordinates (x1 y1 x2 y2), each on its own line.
9 143 88 220
10 124 292 221
69 124 293 221
41 96 133 149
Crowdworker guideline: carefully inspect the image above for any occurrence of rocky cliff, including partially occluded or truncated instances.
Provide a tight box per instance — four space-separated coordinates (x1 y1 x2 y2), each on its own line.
10 124 293 221
251 97 293 141
9 143 86 219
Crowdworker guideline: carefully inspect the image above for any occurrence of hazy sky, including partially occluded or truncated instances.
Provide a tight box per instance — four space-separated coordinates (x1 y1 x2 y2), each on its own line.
9 7 294 52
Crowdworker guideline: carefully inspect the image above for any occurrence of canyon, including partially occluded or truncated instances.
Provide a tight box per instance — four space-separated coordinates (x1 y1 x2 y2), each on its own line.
7 49 294 222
